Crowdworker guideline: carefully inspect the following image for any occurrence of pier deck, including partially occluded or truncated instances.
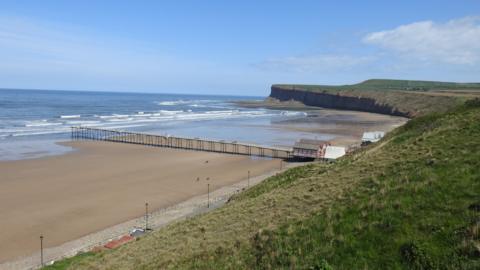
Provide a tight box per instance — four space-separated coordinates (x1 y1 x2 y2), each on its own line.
71 127 292 159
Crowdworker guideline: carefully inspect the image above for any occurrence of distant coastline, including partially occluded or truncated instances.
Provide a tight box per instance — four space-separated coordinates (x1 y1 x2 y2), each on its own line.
266 80 480 117
234 97 318 111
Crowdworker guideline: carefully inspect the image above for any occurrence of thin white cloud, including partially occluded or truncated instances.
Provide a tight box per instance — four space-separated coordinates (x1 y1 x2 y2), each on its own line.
363 16 480 65
256 54 374 72
0 15 257 93
2 16 374 90
0 15 212 80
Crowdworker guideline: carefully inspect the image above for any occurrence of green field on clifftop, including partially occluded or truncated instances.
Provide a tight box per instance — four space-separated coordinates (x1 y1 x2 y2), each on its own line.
46 98 480 269
274 79 480 92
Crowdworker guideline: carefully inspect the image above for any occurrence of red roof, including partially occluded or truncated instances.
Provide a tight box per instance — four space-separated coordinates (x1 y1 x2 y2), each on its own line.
104 235 134 249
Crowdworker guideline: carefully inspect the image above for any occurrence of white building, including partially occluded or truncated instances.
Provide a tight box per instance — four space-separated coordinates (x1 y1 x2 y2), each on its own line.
292 139 329 159
362 131 385 144
324 146 346 160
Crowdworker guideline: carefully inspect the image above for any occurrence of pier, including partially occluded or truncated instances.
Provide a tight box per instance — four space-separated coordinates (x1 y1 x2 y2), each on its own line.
71 127 292 159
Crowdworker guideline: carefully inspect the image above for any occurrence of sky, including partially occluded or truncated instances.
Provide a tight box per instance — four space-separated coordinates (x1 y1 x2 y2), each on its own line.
0 1 479 96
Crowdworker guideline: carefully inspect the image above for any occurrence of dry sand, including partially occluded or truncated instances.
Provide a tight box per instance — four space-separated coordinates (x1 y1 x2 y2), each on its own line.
0 141 281 264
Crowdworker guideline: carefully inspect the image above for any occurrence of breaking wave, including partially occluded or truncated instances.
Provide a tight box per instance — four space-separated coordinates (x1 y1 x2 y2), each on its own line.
1 109 307 138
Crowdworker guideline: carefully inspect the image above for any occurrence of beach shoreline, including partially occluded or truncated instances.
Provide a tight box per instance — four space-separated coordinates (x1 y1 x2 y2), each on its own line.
0 153 300 270
0 141 285 267
0 106 407 269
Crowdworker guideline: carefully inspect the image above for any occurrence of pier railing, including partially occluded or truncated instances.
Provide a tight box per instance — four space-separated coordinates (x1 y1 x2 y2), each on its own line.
71 127 292 159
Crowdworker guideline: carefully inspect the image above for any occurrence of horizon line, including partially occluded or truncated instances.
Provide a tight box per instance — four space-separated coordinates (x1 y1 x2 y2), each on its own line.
0 87 267 98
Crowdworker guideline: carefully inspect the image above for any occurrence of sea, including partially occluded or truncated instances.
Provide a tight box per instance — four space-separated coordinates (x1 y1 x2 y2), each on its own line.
0 89 331 161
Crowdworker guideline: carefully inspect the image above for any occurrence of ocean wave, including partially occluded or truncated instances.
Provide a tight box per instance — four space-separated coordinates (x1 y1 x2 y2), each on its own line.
98 114 130 119
102 124 147 130
60 115 81 119
9 128 71 137
107 118 134 122
158 110 183 115
155 100 190 106
65 120 101 125
204 110 240 115
4 108 306 139
95 110 274 125
98 115 117 119
3 123 146 137
155 99 216 106
280 111 308 116
25 121 63 127
133 112 153 117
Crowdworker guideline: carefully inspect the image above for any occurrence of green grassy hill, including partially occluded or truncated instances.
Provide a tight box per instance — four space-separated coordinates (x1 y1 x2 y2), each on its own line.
274 79 480 92
47 99 480 269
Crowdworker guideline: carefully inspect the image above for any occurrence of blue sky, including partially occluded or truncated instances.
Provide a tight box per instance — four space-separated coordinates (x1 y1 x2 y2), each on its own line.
0 1 479 95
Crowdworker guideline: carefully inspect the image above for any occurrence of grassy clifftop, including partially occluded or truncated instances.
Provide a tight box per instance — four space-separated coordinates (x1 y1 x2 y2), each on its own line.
49 99 480 269
274 79 480 92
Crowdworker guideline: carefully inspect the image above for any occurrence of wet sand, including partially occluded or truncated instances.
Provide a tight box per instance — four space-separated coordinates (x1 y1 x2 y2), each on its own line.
271 108 408 146
236 100 408 146
0 141 281 263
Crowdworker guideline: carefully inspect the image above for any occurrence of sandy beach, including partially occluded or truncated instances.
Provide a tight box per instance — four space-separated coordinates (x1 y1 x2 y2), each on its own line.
235 100 408 146
270 108 408 146
0 107 407 266
0 141 281 264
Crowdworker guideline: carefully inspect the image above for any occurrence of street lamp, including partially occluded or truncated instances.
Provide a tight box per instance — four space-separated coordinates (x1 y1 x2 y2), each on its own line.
40 235 44 267
207 183 210 208
145 202 149 231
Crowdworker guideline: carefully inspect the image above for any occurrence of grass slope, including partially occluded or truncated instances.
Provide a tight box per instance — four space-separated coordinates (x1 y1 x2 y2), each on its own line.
48 100 480 269
192 100 480 269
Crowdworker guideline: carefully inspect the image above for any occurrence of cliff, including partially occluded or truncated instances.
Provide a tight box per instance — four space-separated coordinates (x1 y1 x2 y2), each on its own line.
269 80 480 117
270 86 409 117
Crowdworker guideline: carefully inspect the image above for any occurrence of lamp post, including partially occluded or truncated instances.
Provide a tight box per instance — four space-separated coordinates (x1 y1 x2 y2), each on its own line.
145 202 149 231
40 235 44 267
207 183 210 208
248 170 250 188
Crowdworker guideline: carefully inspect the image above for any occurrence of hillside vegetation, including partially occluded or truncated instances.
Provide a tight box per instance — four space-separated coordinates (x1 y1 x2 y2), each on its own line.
47 99 480 269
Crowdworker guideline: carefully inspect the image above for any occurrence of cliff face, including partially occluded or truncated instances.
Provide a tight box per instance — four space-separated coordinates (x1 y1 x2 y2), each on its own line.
270 86 411 117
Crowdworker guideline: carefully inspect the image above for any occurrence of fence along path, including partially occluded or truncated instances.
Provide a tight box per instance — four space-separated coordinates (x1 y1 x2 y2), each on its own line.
71 127 292 159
